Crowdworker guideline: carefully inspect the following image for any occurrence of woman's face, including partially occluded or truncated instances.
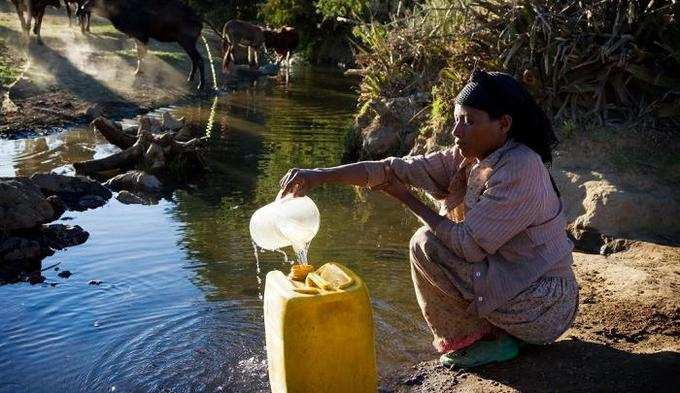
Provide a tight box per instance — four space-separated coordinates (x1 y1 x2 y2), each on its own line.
452 104 511 160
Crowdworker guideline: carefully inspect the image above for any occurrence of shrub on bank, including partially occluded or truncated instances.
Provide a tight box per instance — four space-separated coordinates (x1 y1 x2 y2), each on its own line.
350 0 680 154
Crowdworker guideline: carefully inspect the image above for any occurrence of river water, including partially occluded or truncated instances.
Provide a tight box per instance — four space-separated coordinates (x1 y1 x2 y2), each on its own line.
0 68 432 392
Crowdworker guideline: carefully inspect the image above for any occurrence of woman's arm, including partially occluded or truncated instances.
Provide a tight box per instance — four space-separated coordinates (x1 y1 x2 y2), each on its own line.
279 162 369 197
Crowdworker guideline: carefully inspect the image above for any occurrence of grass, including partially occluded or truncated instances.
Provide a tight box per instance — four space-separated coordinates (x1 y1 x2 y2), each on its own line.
0 38 22 88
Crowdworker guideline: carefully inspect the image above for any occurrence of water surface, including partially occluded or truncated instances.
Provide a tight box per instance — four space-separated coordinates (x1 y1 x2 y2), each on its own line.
0 68 432 392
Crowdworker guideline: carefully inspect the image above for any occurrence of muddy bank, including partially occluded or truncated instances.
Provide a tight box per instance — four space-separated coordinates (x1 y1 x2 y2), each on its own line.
384 241 680 392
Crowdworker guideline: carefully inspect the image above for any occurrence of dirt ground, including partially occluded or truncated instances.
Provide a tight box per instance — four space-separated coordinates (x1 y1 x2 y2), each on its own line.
384 241 680 392
0 6 221 137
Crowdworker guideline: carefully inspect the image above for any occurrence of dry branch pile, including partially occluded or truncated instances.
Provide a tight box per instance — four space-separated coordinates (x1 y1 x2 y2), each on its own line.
73 114 208 186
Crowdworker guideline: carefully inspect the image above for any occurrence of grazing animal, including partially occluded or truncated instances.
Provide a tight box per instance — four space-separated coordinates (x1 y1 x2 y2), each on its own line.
10 0 62 44
221 19 267 72
64 0 90 33
77 0 206 89
264 26 298 67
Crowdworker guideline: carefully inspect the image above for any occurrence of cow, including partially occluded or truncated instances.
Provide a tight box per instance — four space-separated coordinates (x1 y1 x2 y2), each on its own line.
77 0 205 90
10 0 62 44
264 26 298 68
64 0 90 33
222 20 299 72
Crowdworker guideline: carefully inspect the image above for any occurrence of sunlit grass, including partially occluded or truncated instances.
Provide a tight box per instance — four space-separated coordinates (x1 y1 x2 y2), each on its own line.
0 38 21 87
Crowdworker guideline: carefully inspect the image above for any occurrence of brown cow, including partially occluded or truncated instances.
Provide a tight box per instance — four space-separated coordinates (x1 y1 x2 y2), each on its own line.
222 20 299 72
264 26 298 68
10 0 62 44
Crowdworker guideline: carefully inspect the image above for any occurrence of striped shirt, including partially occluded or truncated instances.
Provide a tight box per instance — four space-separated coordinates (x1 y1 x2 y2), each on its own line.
363 140 574 316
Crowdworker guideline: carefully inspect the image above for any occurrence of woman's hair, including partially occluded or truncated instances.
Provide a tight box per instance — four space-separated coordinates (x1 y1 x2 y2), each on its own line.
455 69 559 165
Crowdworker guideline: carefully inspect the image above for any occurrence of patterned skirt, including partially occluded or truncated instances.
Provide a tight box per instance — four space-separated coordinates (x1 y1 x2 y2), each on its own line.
409 227 579 353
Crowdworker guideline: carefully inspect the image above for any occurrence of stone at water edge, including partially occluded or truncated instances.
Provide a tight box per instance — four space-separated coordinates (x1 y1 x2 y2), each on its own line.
115 190 158 205
57 270 72 278
30 173 112 211
0 237 44 262
103 170 162 194
41 224 89 251
0 177 55 231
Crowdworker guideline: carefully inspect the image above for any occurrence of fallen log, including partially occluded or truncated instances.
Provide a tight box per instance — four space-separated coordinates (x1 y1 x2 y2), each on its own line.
73 115 208 177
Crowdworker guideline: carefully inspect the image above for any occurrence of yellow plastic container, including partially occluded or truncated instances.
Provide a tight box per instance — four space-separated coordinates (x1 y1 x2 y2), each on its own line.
264 263 377 393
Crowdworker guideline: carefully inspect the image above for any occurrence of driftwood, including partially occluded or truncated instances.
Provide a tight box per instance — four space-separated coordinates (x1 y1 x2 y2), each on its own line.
73 116 208 176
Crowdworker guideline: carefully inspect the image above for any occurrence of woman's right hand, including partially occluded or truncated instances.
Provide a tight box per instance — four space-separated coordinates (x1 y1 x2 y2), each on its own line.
279 168 322 197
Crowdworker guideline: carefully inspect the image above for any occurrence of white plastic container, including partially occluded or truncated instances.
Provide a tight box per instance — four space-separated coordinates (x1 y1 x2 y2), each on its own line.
250 195 320 251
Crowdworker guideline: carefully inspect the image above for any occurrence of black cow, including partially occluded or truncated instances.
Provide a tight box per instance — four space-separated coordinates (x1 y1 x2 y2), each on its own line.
10 0 62 44
78 0 205 89
64 0 90 33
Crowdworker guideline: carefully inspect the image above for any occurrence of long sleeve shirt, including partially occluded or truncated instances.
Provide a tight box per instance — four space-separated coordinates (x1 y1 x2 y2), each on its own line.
362 140 574 316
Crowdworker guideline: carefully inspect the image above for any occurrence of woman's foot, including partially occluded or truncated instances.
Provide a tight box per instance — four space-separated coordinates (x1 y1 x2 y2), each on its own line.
439 334 519 369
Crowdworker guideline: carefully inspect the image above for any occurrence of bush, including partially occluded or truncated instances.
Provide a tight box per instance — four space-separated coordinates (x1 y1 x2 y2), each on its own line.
353 0 680 139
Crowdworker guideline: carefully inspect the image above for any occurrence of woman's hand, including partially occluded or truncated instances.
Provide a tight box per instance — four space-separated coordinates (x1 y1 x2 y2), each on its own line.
279 168 322 197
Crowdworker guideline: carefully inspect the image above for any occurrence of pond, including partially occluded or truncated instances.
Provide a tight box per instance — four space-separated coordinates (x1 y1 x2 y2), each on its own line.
0 68 432 392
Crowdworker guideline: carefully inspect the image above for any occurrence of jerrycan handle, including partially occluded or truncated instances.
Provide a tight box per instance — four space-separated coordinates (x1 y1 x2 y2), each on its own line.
304 263 354 291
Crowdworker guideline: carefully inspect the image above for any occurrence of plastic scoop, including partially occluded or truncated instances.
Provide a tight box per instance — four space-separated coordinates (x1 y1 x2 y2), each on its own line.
249 194 320 251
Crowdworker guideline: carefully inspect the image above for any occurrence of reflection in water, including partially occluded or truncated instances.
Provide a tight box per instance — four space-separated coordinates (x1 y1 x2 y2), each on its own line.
0 68 432 392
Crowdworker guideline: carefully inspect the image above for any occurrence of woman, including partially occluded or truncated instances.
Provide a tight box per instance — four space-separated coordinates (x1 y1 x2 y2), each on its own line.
279 69 578 368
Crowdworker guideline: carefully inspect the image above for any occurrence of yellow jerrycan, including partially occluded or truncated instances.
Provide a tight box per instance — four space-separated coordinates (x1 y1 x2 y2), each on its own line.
264 262 377 393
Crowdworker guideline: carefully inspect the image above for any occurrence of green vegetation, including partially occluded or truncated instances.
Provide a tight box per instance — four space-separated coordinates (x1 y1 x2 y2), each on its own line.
0 38 21 88
350 0 680 145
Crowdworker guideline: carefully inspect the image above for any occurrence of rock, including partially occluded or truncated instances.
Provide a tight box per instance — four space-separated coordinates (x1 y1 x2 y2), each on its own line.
88 279 102 285
361 113 402 158
600 238 635 256
27 272 46 285
41 224 89 250
161 111 184 131
104 170 162 193
1 95 18 116
567 223 608 254
46 195 66 221
78 195 107 210
30 173 112 210
0 177 55 231
115 190 158 205
556 173 680 241
57 270 72 278
352 94 430 159
0 237 44 261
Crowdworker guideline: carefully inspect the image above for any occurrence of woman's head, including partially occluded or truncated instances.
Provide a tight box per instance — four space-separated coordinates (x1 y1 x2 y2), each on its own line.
452 69 558 164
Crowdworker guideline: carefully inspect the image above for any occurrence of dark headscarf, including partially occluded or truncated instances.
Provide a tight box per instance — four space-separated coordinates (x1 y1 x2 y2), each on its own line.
455 69 559 165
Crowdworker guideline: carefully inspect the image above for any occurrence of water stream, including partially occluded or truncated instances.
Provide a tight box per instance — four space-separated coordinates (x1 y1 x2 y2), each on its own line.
0 67 433 392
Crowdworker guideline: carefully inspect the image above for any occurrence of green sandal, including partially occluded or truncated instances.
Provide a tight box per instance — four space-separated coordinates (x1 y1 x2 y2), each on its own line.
439 335 520 369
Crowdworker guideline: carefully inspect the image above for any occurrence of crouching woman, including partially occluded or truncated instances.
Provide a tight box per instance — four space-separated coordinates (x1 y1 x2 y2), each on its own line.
279 69 578 368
